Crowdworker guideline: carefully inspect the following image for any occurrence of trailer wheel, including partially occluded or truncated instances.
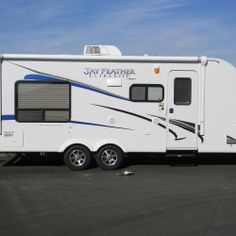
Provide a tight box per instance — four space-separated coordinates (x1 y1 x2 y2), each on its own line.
96 145 124 170
64 145 92 171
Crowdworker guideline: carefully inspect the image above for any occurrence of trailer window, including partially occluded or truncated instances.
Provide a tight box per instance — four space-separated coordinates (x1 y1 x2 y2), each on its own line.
130 84 164 102
130 86 146 101
174 78 191 105
148 87 163 101
15 82 71 122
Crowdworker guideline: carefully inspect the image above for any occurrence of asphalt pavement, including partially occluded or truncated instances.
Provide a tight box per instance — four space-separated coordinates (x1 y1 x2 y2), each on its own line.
1 153 236 236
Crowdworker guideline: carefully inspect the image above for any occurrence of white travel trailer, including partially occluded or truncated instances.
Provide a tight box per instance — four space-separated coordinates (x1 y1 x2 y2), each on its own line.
0 45 236 170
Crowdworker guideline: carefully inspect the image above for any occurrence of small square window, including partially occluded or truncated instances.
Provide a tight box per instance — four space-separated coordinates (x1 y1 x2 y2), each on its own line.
130 84 164 102
148 86 163 101
130 86 146 101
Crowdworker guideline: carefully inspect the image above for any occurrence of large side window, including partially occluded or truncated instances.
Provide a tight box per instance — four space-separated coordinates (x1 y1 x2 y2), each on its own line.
174 78 191 105
130 84 164 102
15 81 71 122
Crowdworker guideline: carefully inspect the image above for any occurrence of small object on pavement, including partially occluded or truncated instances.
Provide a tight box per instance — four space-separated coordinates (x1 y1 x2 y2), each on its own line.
118 170 134 176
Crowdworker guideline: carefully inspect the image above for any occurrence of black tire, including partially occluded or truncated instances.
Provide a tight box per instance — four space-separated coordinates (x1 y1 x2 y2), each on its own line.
96 145 124 170
64 145 92 171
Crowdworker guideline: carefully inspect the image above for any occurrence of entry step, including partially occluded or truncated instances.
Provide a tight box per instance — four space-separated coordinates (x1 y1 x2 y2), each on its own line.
166 151 198 166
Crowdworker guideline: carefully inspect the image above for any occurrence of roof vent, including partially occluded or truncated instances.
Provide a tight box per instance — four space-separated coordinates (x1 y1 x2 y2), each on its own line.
84 45 122 56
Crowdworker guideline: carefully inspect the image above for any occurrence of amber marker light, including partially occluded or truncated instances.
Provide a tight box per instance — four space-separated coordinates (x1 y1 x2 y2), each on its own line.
154 67 160 74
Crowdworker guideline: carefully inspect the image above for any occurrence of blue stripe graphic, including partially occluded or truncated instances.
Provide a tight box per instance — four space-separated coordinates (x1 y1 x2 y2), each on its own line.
2 115 15 120
24 74 60 82
24 74 129 101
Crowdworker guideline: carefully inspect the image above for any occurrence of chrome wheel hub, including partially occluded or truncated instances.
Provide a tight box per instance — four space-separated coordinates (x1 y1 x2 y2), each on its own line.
69 150 86 167
101 150 118 166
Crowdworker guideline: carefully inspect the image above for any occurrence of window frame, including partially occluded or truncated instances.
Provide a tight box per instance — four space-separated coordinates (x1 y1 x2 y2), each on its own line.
174 77 192 106
15 81 71 123
129 84 164 102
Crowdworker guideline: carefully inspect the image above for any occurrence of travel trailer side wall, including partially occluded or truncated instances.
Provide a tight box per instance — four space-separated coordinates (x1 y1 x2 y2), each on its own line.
0 46 236 170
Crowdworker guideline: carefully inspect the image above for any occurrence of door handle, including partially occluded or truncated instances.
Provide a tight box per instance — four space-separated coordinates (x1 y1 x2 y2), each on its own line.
169 108 174 113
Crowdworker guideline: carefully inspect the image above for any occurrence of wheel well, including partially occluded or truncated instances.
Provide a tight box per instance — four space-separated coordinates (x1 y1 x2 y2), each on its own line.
96 143 124 154
63 144 92 154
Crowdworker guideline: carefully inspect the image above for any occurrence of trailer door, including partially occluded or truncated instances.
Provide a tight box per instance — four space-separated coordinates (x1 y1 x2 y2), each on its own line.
167 70 198 150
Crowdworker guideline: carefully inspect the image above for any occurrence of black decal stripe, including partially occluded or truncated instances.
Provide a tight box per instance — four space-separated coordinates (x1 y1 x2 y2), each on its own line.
149 114 195 132
170 120 204 143
171 120 201 135
93 104 152 122
198 135 204 143
158 123 177 140
158 123 166 129
227 135 235 140
170 120 195 133
93 104 183 140
148 114 204 143
169 129 181 140
227 135 236 144
148 114 195 132
158 123 184 140
174 119 195 129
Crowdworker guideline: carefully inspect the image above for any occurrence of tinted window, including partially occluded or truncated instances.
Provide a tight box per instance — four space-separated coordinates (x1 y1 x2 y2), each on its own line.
131 86 146 101
148 86 163 101
16 82 71 122
130 85 164 102
174 78 191 105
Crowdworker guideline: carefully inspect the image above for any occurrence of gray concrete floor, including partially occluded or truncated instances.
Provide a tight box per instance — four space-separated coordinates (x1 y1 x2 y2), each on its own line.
1 154 236 236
